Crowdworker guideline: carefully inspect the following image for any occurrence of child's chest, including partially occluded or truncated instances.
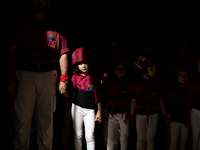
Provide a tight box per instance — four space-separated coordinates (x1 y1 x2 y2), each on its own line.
135 82 160 100
107 82 130 97
73 75 94 91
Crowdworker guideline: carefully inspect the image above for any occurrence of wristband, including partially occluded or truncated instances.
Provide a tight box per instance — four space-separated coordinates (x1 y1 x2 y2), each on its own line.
4 73 16 84
60 74 69 84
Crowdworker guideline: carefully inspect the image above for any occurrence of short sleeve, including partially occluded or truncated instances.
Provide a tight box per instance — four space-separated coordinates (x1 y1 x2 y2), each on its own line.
59 26 70 55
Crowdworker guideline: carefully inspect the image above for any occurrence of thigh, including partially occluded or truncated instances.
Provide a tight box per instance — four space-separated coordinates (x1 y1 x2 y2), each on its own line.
71 104 84 133
36 70 58 113
107 114 120 141
15 71 36 118
169 122 180 143
119 113 129 139
147 113 159 139
136 114 147 140
83 108 95 139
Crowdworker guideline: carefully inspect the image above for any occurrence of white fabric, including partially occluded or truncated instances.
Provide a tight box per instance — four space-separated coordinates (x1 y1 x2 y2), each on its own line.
191 108 200 150
136 113 159 150
107 113 129 150
71 103 95 150
169 122 189 150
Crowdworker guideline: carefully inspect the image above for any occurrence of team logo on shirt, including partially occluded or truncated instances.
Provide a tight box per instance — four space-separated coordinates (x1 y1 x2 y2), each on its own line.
88 84 94 91
49 34 55 41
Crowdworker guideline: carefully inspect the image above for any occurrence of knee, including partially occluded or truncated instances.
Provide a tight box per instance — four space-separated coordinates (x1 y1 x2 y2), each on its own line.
146 136 155 145
85 132 95 143
74 131 83 141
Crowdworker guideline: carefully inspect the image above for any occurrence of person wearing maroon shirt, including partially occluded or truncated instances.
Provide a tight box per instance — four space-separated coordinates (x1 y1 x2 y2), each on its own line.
71 47 102 150
166 63 190 150
5 0 69 149
188 53 200 150
103 58 131 150
129 53 169 150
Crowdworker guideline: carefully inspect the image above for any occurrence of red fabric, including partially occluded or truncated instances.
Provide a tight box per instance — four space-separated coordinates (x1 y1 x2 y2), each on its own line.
10 17 69 56
107 101 129 116
72 47 92 65
60 74 69 83
71 73 102 103
136 104 159 126
129 78 164 102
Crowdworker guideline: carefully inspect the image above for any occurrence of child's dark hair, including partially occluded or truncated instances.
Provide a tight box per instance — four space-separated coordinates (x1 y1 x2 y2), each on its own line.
74 61 94 74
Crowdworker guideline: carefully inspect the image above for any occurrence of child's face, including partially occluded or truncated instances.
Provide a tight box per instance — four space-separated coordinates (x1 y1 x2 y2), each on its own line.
177 71 188 85
115 63 126 79
198 62 200 73
78 61 89 74
147 65 156 77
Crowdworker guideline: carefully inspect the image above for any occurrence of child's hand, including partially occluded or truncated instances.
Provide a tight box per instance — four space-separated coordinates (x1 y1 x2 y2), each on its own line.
95 110 102 123
164 113 173 124
124 113 134 125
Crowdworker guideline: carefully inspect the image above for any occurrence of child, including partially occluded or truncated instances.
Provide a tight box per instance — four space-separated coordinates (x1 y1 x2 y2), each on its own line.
71 47 102 150
130 53 169 150
167 63 190 150
103 58 131 150
188 53 200 150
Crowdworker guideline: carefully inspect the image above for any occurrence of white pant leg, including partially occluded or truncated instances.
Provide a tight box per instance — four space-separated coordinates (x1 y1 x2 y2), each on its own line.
169 122 180 150
14 71 37 150
191 108 200 150
136 114 147 150
107 114 120 150
36 70 58 150
179 123 189 150
71 104 84 150
83 107 95 150
146 113 159 150
119 113 129 150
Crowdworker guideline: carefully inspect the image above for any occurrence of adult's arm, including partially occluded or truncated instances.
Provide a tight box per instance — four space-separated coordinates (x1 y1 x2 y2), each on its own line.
59 53 68 94
6 44 17 95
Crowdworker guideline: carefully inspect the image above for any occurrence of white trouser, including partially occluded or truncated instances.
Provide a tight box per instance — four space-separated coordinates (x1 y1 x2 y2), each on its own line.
71 104 95 150
107 113 129 150
169 122 189 150
136 113 159 150
14 70 57 150
191 108 200 150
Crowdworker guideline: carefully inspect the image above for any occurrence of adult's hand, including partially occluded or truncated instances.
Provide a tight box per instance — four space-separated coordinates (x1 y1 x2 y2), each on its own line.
58 81 67 94
6 80 17 96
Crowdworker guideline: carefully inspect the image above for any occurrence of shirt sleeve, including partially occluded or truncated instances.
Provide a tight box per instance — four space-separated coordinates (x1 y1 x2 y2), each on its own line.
59 25 70 55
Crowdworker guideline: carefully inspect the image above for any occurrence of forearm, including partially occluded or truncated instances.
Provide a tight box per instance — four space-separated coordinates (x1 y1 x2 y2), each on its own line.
130 99 136 117
7 44 17 73
97 102 103 114
159 98 167 117
59 54 68 75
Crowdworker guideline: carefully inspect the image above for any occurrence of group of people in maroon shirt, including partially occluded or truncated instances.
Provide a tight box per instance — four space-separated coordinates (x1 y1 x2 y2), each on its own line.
4 0 200 150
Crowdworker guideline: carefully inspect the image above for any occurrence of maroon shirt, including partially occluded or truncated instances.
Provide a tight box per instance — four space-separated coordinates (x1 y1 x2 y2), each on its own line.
103 77 130 114
11 17 69 71
130 77 163 115
71 73 102 103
